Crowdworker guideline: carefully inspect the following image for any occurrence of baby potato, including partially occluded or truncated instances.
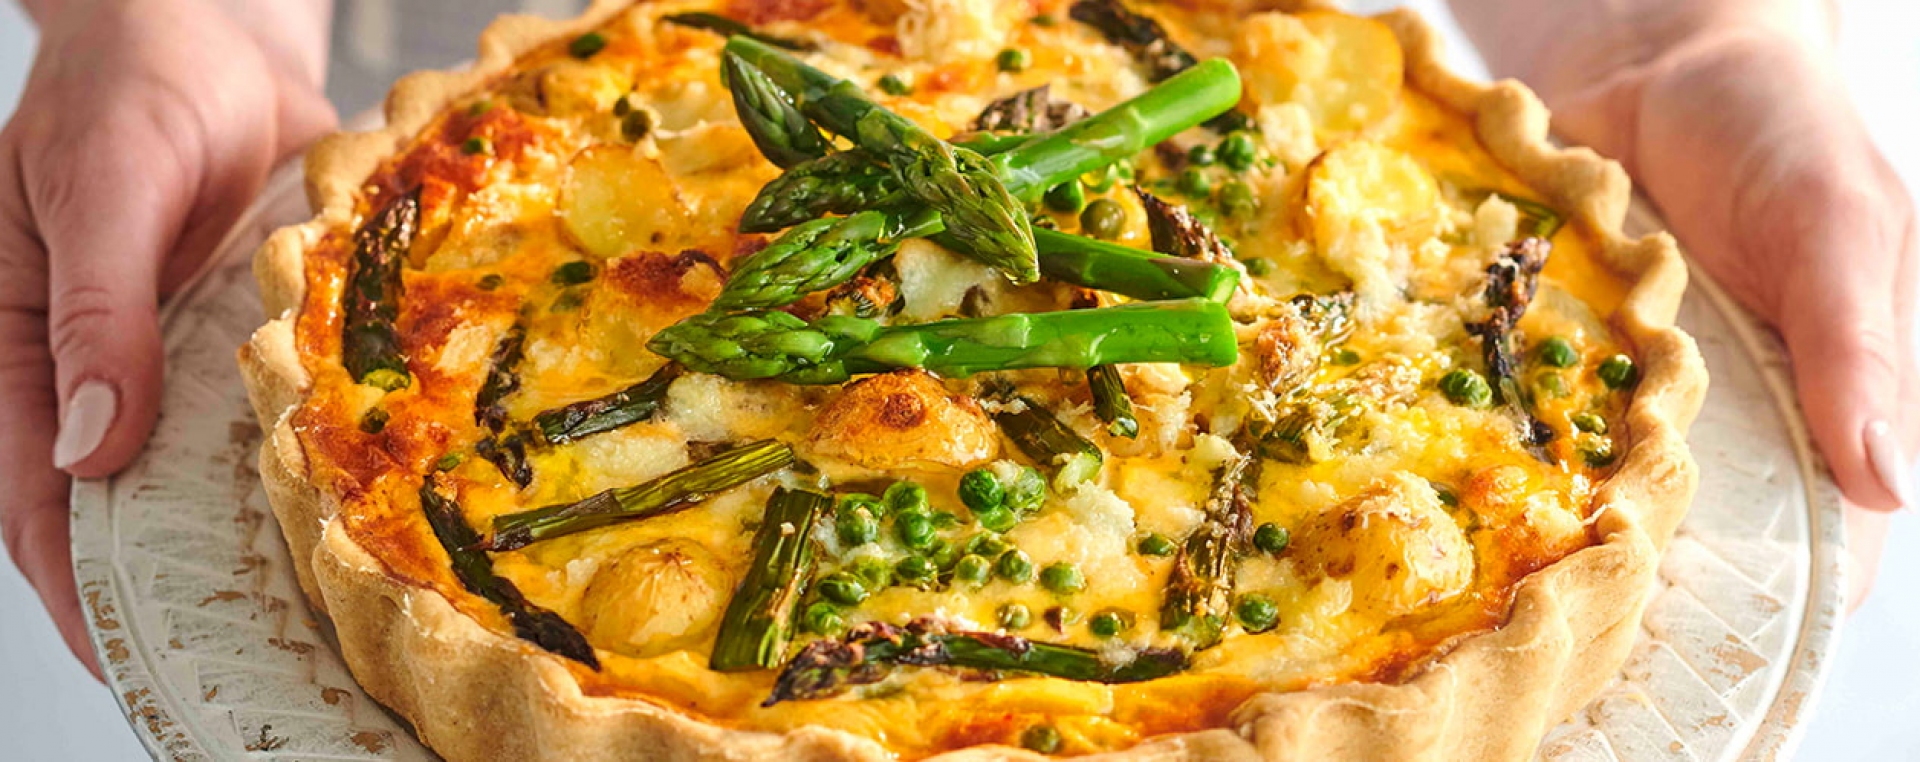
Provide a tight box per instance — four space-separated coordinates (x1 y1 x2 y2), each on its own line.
561 145 690 258
580 539 733 659
1290 473 1474 618
1233 11 1404 140
1304 140 1441 305
807 370 1000 470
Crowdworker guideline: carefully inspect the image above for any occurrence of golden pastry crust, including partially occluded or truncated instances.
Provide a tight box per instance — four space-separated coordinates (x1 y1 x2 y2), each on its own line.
237 1 1708 760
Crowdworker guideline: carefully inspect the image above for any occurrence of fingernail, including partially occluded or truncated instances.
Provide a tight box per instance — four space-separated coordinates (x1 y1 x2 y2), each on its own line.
1864 420 1915 510
53 380 117 470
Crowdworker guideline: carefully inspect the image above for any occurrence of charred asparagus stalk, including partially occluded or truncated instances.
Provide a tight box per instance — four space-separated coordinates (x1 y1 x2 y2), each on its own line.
710 488 829 671
723 52 831 169
475 324 526 433
1466 238 1555 455
1136 188 1234 263
486 439 794 550
343 188 421 391
475 432 534 489
1160 451 1252 648
664 11 813 51
532 362 684 444
726 37 1038 281
420 475 598 668
995 393 1105 486
648 298 1239 384
765 620 1188 704
1067 0 1251 132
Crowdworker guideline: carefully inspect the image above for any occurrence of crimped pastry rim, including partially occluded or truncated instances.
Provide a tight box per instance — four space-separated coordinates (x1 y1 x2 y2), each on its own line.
235 2 1709 759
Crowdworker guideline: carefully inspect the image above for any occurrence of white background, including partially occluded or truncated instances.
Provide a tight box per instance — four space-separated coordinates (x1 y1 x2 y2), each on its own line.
0 1 1916 759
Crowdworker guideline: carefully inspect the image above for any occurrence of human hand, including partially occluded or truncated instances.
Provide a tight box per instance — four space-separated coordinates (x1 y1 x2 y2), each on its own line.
1452 0 1918 607
0 0 333 675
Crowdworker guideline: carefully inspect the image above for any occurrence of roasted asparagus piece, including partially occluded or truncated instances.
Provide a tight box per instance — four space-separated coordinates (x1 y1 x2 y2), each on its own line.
765 620 1188 705
1136 188 1234 263
1087 366 1138 439
532 362 684 444
487 439 794 550
664 11 814 51
1067 0 1251 132
726 37 1038 281
1466 238 1555 455
723 52 831 169
710 488 829 671
1160 451 1252 648
474 324 526 433
648 298 1239 384
343 188 421 391
994 394 1105 486
420 475 598 667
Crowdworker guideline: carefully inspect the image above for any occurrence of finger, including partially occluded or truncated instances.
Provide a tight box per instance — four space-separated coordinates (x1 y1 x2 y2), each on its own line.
1842 501 1890 614
0 141 102 679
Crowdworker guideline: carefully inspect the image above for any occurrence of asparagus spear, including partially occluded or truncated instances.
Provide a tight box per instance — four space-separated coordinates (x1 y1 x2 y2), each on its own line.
1483 190 1565 240
531 362 683 444
343 188 421 391
724 52 831 170
994 394 1105 486
1067 0 1251 133
1034 228 1240 303
1160 451 1252 648
710 487 829 671
739 152 906 234
765 620 1188 704
714 211 911 310
419 475 598 668
1073 287 1139 440
486 439 794 550
648 298 1239 384
664 11 814 51
1466 238 1555 455
726 37 1038 282
474 324 526 433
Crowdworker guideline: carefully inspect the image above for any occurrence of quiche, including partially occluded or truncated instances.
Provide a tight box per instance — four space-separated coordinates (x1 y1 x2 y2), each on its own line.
238 0 1708 759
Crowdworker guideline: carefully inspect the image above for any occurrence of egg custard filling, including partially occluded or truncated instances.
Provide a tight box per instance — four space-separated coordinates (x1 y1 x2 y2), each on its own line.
285 0 1645 755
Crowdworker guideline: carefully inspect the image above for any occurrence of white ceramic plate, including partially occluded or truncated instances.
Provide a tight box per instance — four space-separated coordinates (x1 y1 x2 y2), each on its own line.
72 164 1845 761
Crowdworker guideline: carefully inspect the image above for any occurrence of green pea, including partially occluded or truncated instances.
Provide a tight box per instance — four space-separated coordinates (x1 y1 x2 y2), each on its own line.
568 31 607 59
817 573 868 606
1080 198 1127 240
1239 257 1273 277
996 48 1031 72
930 510 962 530
1218 131 1258 171
1136 532 1176 557
803 602 844 635
1535 337 1579 368
551 260 594 286
477 274 504 291
1044 181 1087 213
1236 594 1279 633
848 557 893 590
1571 412 1609 435
433 452 464 472
1581 437 1617 468
878 73 913 96
359 407 389 435
836 505 880 546
1534 371 1570 399
461 136 492 156
964 533 1011 560
1219 180 1256 218
895 556 938 586
1176 167 1211 197
1331 348 1362 366
884 481 928 516
1598 354 1638 390
1440 368 1493 408
926 537 961 568
1039 562 1085 594
954 554 993 586
1187 143 1217 167
839 492 885 518
895 512 936 550
1088 609 1132 638
620 109 653 142
1020 725 1063 754
1253 523 1290 555
998 603 1032 630
1004 466 1048 514
958 469 1006 513
974 506 1018 533
996 549 1035 583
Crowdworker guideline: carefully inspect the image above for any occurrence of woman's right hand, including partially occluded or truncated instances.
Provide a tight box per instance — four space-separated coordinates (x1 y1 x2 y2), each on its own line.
0 0 334 675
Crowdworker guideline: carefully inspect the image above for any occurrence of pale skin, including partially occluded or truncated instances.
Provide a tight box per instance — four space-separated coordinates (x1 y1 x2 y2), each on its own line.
1 0 1912 680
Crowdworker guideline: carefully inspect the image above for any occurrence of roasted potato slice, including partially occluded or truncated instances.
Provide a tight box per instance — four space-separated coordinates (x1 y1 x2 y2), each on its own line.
580 539 732 659
1290 473 1474 618
561 145 690 258
1234 11 1403 140
1304 140 1441 305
